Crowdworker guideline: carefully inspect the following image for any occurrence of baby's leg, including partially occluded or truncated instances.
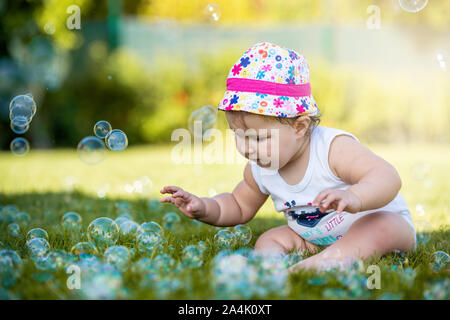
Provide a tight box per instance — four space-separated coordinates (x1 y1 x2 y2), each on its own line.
289 210 416 272
254 225 319 256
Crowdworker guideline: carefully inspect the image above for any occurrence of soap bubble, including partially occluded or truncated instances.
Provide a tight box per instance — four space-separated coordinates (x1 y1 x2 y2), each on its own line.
105 129 128 152
214 229 236 249
114 217 130 229
137 231 163 255
87 217 119 250
71 242 99 257
94 120 112 139
7 223 20 238
104 245 130 271
115 201 131 214
27 228 49 241
182 245 204 268
188 105 218 140
204 4 221 22
162 212 180 231
141 221 163 235
431 251 449 272
10 137 30 156
61 211 82 231
10 120 29 134
153 253 175 275
9 94 36 122
44 23 55 35
15 211 30 227
118 220 141 242
34 249 68 272
77 136 106 165
398 0 428 13
414 220 432 244
233 224 252 245
148 199 162 212
26 237 50 260
0 250 23 287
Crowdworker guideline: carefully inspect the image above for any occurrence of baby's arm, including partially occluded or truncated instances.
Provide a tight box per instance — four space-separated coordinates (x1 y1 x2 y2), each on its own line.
160 162 269 227
329 135 402 212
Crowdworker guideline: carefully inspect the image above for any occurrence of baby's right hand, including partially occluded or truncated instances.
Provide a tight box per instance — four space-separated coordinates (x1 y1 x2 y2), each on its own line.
160 185 206 219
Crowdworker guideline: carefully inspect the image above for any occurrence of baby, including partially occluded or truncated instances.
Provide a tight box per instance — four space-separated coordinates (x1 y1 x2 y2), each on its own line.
160 42 416 272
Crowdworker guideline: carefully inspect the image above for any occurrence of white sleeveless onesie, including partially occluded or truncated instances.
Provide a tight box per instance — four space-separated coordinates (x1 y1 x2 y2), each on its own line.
250 125 416 247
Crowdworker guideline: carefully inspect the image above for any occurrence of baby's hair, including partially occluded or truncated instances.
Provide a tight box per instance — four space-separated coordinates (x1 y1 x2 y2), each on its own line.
226 110 322 137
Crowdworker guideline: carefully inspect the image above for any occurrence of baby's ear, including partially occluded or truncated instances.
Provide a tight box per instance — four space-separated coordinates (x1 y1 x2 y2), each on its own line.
292 116 310 136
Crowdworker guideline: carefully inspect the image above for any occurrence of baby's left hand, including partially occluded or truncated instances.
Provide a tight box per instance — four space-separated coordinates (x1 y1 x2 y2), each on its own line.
311 189 362 214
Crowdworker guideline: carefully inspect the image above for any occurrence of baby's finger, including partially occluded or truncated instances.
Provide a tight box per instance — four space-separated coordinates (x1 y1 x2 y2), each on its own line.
160 196 174 203
173 190 189 199
336 200 347 214
312 189 332 207
322 192 338 209
160 185 182 194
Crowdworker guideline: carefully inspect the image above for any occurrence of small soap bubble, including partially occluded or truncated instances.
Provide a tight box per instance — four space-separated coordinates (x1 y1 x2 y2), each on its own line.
137 231 163 255
77 136 106 165
204 3 221 22
119 220 141 242
10 137 30 156
44 23 55 35
414 220 432 244
162 212 181 231
10 120 29 134
87 217 119 250
26 237 50 260
182 245 203 268
148 199 162 212
214 229 236 249
93 120 112 139
104 245 130 271
431 251 449 272
9 94 36 120
115 201 131 214
233 224 252 245
0 250 23 287
188 105 218 141
71 242 99 257
114 217 130 229
153 253 175 275
7 223 20 238
141 221 163 235
27 228 49 241
398 0 428 13
61 211 82 231
105 129 128 152
15 212 30 227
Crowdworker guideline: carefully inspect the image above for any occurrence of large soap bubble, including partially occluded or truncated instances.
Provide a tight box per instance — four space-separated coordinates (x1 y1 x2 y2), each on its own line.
94 120 112 139
87 217 119 250
105 129 128 152
77 136 106 165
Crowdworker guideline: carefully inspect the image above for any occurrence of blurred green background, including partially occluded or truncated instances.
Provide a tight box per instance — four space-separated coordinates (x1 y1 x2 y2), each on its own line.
0 0 449 149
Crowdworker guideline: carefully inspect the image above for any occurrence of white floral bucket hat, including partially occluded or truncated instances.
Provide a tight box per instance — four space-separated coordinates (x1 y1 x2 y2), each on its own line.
217 42 319 118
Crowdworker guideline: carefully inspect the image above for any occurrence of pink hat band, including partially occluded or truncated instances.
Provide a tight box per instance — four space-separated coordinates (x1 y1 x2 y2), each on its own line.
227 78 311 98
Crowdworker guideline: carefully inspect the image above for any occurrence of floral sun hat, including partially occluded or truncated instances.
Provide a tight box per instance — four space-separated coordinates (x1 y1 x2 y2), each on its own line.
217 42 319 118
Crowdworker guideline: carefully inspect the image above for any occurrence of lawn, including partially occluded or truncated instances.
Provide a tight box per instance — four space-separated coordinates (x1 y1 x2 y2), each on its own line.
0 142 449 299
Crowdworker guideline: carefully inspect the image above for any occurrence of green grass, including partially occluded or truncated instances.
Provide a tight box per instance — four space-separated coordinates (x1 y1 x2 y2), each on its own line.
0 143 449 299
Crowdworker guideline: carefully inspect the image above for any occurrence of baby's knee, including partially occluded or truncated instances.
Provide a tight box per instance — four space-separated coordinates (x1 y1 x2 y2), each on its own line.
254 225 312 253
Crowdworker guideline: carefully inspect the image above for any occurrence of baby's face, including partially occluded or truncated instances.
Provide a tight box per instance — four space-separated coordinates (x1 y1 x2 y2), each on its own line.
226 112 309 170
